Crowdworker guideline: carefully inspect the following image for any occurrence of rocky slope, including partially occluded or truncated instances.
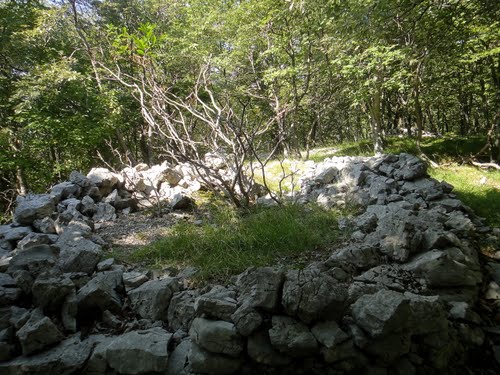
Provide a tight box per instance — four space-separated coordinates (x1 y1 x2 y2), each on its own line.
0 153 499 374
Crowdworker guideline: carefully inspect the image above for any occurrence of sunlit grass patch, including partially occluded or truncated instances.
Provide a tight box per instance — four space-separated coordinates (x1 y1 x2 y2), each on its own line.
429 165 500 227
131 204 343 283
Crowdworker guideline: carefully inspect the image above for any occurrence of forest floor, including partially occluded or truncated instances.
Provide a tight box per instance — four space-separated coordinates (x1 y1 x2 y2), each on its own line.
99 135 500 284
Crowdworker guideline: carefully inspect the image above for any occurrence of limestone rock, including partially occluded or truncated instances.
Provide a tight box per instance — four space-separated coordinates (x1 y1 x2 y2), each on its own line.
8 244 58 276
1 225 32 242
231 304 262 336
195 285 237 321
50 182 81 201
32 274 74 311
93 202 116 222
168 290 199 331
56 228 102 275
16 232 58 251
311 321 349 349
16 310 64 355
0 335 92 375
351 289 410 338
128 277 179 320
282 267 347 323
190 318 244 357
14 194 56 225
123 270 150 291
247 330 291 366
88 327 172 375
268 315 318 356
77 269 124 316
189 341 241 375
87 168 121 196
235 267 284 312
167 339 192 375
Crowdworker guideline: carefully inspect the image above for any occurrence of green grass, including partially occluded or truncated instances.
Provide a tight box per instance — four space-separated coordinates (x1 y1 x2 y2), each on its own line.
430 166 500 227
131 203 343 283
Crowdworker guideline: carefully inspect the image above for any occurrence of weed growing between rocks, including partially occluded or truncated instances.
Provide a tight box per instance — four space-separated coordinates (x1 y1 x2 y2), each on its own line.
131 203 346 283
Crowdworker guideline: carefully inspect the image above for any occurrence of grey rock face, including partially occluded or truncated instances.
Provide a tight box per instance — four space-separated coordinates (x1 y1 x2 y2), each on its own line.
168 290 199 331
56 229 102 275
16 232 57 251
93 202 116 222
128 277 179 320
282 267 347 323
32 274 74 311
403 249 482 287
87 167 121 196
89 327 172 375
80 195 96 217
195 285 237 321
311 321 349 349
123 270 150 290
8 244 58 276
16 310 64 355
167 339 192 375
235 267 284 312
351 289 410 338
77 269 124 316
190 318 244 357
247 330 291 366
231 304 262 336
189 341 241 375
14 194 56 225
1 225 32 242
268 315 318 356
50 182 81 201
0 335 92 375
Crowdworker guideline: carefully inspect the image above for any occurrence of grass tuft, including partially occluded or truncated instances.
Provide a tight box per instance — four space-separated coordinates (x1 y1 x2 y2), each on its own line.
132 204 343 283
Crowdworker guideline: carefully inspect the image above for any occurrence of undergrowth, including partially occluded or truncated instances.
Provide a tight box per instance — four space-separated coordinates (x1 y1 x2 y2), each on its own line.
131 203 343 283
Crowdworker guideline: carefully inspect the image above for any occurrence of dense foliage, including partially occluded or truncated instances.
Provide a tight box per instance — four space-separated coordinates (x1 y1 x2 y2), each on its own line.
1 0 499 212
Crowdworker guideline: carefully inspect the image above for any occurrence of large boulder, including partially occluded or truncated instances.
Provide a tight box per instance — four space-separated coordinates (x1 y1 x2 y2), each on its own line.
88 328 172 375
128 277 179 320
190 318 243 357
50 182 82 201
282 266 348 323
14 194 56 225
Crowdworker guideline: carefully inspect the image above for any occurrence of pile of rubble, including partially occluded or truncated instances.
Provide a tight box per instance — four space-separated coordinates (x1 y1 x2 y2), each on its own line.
0 153 499 374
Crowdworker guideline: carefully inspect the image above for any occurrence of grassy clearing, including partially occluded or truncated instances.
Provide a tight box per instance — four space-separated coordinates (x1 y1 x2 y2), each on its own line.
430 166 500 227
131 203 343 283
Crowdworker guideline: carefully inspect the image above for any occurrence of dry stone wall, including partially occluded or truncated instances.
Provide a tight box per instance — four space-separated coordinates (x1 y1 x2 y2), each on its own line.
0 153 499 374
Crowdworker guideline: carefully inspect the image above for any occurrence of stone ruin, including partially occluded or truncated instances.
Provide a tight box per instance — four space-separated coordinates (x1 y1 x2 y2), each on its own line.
0 153 499 374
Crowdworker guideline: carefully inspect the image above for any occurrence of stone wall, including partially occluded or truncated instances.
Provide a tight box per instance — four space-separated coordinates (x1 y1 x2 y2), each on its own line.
0 153 498 374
